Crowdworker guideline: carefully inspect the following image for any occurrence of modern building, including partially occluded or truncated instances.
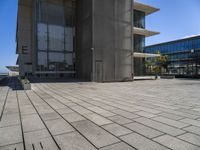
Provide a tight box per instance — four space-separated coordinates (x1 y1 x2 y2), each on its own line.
16 0 159 82
133 1 159 76
6 66 19 72
145 35 200 76
6 66 19 76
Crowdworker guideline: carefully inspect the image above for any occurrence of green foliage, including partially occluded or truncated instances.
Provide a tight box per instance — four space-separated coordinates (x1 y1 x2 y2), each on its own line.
145 51 169 75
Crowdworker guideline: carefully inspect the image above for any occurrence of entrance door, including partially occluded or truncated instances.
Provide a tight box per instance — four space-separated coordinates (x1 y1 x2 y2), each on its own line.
95 61 103 82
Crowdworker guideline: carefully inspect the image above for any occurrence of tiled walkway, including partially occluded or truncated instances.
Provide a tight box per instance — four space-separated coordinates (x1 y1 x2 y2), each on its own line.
1 78 200 150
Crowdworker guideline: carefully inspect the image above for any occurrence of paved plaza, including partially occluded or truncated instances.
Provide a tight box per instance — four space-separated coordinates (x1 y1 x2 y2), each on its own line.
0 78 200 150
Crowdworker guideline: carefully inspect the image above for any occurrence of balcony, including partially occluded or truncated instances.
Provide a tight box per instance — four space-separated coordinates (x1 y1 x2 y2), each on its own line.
133 52 160 58
134 1 159 16
134 27 160 37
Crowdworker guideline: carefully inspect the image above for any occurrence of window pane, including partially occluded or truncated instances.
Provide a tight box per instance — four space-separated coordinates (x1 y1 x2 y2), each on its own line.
38 52 47 66
49 25 65 51
65 27 74 51
65 53 73 65
49 52 64 62
37 23 47 50
48 3 65 25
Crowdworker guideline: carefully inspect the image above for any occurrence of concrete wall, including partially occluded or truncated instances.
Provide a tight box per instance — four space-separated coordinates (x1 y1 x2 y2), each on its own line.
76 0 93 81
17 0 33 76
76 0 133 82
93 0 134 82
17 0 134 81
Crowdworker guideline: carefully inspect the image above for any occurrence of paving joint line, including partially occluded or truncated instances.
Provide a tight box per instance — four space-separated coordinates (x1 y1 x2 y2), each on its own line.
35 83 173 150
31 86 99 150
24 91 61 150
43 83 141 122
0 82 10 121
34 84 140 150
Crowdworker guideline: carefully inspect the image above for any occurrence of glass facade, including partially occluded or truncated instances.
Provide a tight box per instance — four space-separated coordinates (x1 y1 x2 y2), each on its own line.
134 35 145 53
134 10 145 76
36 0 75 76
134 10 145 29
145 36 200 75
18 0 159 81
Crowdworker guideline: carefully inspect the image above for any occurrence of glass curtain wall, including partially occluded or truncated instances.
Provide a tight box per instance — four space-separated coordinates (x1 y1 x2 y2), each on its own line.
36 0 75 77
134 34 145 76
145 38 200 76
134 10 145 29
134 10 145 76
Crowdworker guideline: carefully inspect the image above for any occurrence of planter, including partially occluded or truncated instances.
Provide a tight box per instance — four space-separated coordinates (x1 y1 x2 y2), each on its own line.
22 82 31 90
160 76 175 79
20 79 31 90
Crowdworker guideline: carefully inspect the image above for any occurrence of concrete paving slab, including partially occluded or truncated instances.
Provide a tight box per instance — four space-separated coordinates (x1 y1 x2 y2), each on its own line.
22 114 46 132
24 129 59 150
40 112 61 121
178 133 200 147
25 137 59 150
154 135 200 150
56 108 74 114
99 142 136 150
124 122 164 138
134 111 157 118
62 112 86 123
134 106 161 114
0 125 22 147
177 108 200 116
0 143 24 150
2 78 200 150
180 118 200 127
45 118 75 136
102 123 132 137
55 132 97 150
84 113 112 126
72 120 119 148
108 115 133 125
0 114 20 128
24 129 51 143
71 105 93 115
87 106 114 117
3 107 19 115
120 132 169 150
111 109 139 119
134 117 186 136
45 99 66 110
157 112 184 120
152 116 189 128
183 125 200 136
20 105 37 116
35 105 55 114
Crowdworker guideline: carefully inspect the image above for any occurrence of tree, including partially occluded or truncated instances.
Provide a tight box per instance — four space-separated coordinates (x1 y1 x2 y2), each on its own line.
155 51 169 74
145 51 169 75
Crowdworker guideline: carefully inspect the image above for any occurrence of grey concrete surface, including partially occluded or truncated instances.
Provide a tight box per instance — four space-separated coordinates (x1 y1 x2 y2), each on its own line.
1 78 200 150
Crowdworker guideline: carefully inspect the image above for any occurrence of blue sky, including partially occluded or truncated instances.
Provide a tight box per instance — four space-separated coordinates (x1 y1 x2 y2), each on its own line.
139 0 200 45
0 0 200 72
0 0 18 72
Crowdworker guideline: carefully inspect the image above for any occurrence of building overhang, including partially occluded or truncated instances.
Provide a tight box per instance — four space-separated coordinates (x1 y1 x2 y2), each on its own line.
134 1 159 16
133 52 160 58
134 27 160 37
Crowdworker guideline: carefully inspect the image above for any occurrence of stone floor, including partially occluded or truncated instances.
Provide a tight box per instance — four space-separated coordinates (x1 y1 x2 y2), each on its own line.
1 78 200 150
